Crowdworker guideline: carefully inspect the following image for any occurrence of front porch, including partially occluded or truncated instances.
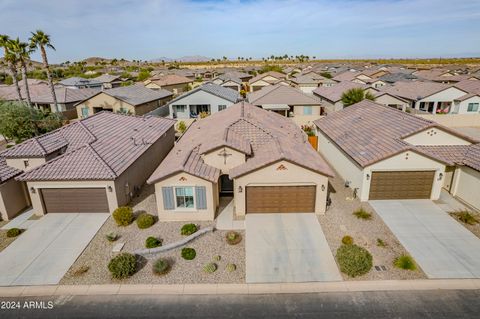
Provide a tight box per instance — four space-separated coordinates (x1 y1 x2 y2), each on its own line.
418 101 452 114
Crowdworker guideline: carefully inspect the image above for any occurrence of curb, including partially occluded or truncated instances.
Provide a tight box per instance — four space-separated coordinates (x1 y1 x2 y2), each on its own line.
1 279 480 297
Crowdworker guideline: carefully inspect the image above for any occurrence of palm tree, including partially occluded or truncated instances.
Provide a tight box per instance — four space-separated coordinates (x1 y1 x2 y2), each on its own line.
0 34 22 101
10 38 33 106
341 88 376 107
29 30 57 110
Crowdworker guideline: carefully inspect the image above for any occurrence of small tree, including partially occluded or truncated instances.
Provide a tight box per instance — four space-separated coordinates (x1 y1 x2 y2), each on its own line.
341 88 375 107
177 121 187 134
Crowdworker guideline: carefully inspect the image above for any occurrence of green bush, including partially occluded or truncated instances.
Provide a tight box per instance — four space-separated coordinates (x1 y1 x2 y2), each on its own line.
336 244 373 277
376 238 387 247
136 213 155 229
106 232 118 242
394 255 417 271
203 262 217 273
353 207 372 220
181 223 198 236
452 211 478 225
112 206 133 226
108 253 137 279
181 247 196 260
6 228 22 238
226 263 236 272
145 236 162 249
342 235 354 245
226 231 242 245
152 258 170 276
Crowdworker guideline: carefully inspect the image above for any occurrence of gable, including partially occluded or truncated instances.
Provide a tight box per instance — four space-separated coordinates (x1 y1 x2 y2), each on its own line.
403 127 472 146
170 89 234 105
201 147 246 174
420 87 467 102
250 79 271 86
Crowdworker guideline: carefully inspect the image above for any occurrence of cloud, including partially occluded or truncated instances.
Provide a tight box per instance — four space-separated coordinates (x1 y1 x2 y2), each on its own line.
0 0 479 62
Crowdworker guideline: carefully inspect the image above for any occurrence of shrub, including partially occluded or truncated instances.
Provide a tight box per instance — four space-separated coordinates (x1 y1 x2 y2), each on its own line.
226 231 242 245
342 235 354 245
203 262 217 273
226 263 236 272
108 253 137 279
213 255 221 262
106 232 118 242
181 223 198 236
353 207 372 220
136 213 155 229
181 247 196 260
376 238 387 247
6 228 22 237
113 206 133 226
145 236 162 249
152 258 170 276
177 121 187 133
394 255 417 271
453 211 478 225
336 244 373 277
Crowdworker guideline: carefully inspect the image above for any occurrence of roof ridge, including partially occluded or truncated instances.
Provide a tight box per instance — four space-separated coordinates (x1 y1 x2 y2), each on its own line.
85 144 117 178
77 120 98 142
32 137 47 155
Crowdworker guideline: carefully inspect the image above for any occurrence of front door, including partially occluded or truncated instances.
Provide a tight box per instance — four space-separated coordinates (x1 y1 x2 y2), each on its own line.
220 175 233 196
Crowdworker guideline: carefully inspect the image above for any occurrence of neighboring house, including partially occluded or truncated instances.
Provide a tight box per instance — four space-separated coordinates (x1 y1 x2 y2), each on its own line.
144 74 193 95
211 74 243 92
378 72 418 84
451 80 480 114
93 74 124 89
166 83 241 119
247 84 323 116
0 112 175 220
32 87 99 117
314 100 478 203
58 77 103 89
76 85 173 118
372 91 410 111
218 71 252 83
248 71 286 92
147 102 334 221
312 81 375 113
0 79 51 102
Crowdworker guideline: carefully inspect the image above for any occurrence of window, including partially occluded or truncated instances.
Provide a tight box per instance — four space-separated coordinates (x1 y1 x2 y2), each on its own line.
175 187 194 209
303 106 313 115
23 160 29 168
174 105 186 112
218 105 227 111
81 107 89 118
467 103 479 112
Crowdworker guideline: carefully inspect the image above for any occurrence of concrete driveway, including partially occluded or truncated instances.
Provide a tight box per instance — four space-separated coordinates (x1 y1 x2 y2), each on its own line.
370 200 480 279
0 213 108 286
245 213 341 283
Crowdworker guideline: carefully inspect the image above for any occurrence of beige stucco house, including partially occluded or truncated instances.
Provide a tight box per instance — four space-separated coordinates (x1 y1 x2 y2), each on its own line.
147 102 334 222
144 74 193 95
0 112 175 220
76 85 173 118
248 71 286 92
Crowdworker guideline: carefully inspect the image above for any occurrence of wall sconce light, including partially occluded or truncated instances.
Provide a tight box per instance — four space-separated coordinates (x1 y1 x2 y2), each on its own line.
238 186 243 193
107 186 113 192
30 187 36 194
321 184 325 191
366 174 370 181
438 173 443 181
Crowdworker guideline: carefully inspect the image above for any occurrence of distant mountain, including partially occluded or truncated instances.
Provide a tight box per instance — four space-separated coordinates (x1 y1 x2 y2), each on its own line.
150 55 211 63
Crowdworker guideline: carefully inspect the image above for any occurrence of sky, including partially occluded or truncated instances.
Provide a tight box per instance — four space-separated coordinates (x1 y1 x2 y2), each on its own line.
1 0 479 63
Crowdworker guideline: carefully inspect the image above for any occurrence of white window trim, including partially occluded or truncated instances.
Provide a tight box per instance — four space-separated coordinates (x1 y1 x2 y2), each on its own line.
467 103 479 112
173 186 196 211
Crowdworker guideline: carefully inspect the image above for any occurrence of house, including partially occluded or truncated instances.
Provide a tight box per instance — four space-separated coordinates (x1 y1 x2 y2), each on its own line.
312 81 376 113
372 91 410 111
166 83 241 119
378 73 418 84
247 84 323 116
58 77 103 89
31 87 99 117
0 112 175 220
451 80 480 114
93 74 124 89
147 102 334 221
314 100 478 202
76 85 173 118
0 79 51 102
144 74 193 95
248 71 286 92
211 74 243 92
218 71 252 83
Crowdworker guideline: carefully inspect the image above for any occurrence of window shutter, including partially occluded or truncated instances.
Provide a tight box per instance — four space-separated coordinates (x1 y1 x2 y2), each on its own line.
162 187 174 210
195 186 207 210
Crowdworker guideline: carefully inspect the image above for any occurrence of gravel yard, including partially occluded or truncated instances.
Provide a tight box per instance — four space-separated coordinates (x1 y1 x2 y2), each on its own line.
0 221 18 253
449 211 480 239
318 173 426 281
61 185 245 285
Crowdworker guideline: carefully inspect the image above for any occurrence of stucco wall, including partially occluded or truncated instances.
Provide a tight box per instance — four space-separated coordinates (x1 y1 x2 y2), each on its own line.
6 157 46 172
169 90 235 119
0 179 30 221
363 151 446 201
114 127 175 207
233 160 329 216
154 172 218 221
453 96 480 115
403 127 471 146
293 105 322 116
451 166 480 210
202 147 246 174
375 94 409 111
76 93 136 118
419 87 467 103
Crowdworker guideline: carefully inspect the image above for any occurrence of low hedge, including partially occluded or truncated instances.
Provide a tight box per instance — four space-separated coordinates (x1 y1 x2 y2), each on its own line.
181 223 198 236
181 247 196 260
336 244 372 277
145 236 162 249
136 213 155 229
112 206 133 226
6 228 22 238
108 253 137 279
152 258 170 276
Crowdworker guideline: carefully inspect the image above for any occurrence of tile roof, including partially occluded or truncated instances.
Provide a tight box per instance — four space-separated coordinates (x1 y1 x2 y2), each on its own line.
15 112 175 181
463 144 480 171
167 83 241 106
94 74 122 83
31 87 100 104
332 71 364 82
378 73 418 83
0 151 22 183
454 80 480 95
59 77 102 87
379 81 450 101
314 100 476 168
99 85 172 106
248 71 286 84
148 74 192 86
248 84 321 106
415 145 471 166
313 81 366 102
147 102 334 184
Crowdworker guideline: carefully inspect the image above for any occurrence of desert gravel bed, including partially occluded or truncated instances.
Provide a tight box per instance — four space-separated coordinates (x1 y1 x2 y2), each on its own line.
318 172 426 281
61 185 245 285
449 211 480 239
0 221 18 253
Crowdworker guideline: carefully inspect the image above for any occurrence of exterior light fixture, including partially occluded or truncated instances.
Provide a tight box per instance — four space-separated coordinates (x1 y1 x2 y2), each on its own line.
107 186 113 192
321 184 325 191
438 173 443 181
30 187 36 194
366 174 370 180
238 186 243 193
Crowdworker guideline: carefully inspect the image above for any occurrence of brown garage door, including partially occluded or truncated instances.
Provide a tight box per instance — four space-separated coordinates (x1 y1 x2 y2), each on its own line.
246 186 316 213
369 171 435 200
41 188 109 213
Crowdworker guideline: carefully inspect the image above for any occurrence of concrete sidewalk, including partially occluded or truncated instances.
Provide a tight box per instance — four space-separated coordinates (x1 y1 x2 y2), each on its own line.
1 279 479 297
